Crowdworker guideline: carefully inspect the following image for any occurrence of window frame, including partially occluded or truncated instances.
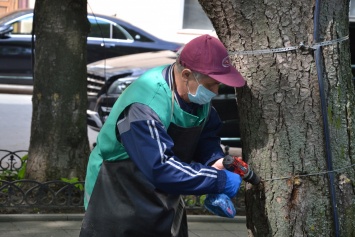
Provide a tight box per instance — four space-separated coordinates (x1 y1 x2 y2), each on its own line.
87 16 133 42
175 0 215 36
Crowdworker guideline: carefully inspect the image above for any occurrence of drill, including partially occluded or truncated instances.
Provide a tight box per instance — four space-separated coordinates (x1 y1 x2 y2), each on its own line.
203 155 261 218
222 155 261 185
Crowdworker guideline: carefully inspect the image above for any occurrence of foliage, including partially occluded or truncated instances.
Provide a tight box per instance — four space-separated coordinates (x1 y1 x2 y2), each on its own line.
184 194 207 207
60 177 84 191
17 154 27 180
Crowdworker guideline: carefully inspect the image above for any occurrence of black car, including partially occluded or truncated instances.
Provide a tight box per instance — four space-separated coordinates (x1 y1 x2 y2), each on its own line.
0 9 183 85
86 50 242 148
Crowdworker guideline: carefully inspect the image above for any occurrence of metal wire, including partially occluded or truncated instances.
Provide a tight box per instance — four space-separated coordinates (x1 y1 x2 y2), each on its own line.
263 163 355 181
228 36 348 55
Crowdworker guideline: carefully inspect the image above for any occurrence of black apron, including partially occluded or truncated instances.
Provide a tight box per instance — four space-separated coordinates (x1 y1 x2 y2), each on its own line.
80 66 209 237
79 123 204 237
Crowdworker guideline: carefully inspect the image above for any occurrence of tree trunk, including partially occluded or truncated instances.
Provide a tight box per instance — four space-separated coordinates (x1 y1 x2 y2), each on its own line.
199 0 355 236
26 0 90 181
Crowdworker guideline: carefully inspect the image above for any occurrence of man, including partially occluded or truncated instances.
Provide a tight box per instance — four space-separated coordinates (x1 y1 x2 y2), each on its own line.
80 34 246 237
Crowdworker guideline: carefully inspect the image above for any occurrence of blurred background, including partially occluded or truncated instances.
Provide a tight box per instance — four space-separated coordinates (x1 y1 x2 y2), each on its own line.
0 0 217 43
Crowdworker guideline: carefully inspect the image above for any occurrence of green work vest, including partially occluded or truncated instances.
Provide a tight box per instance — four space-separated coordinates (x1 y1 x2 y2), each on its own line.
84 65 210 208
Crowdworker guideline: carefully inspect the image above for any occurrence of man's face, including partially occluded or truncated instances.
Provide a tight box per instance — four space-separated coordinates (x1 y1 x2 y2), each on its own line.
185 70 220 96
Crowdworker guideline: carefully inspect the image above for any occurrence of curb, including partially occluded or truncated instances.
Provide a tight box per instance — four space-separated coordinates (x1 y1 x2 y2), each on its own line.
0 214 246 223
187 215 246 223
0 214 84 222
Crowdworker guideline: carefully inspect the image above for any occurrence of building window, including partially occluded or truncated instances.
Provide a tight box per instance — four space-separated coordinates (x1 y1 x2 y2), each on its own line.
183 0 214 30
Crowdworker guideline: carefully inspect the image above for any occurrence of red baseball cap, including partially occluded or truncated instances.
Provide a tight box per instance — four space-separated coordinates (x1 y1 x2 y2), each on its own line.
178 35 245 87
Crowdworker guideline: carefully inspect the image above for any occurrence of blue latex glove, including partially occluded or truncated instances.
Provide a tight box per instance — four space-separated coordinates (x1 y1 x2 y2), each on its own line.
223 170 242 198
203 171 242 218
204 193 236 218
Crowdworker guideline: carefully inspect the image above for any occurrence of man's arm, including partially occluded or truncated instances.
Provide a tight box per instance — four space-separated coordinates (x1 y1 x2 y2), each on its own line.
117 103 227 195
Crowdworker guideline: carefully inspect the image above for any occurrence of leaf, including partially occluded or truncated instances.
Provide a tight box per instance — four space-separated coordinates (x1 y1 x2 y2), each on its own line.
17 154 28 180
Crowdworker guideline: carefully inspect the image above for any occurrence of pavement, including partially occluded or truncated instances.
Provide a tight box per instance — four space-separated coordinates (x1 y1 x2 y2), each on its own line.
0 214 248 237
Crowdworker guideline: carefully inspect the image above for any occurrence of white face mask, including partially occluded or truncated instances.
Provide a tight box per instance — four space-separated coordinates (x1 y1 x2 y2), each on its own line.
187 75 217 105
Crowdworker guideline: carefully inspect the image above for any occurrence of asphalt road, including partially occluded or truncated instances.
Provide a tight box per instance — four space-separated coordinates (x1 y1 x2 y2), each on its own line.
0 93 32 152
0 93 98 152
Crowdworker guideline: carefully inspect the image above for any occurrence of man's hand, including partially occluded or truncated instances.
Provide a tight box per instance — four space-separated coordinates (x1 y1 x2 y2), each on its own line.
211 158 224 170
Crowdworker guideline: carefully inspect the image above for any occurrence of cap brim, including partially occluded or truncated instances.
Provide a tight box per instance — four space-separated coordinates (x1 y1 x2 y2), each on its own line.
208 67 246 87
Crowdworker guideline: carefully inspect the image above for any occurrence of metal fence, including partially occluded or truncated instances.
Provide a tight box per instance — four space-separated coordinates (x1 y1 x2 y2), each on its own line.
0 179 84 208
0 150 245 214
0 149 27 177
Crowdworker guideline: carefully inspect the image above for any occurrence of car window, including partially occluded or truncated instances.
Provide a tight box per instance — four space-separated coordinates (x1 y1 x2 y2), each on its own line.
120 27 153 42
10 16 33 34
0 11 30 25
88 17 133 41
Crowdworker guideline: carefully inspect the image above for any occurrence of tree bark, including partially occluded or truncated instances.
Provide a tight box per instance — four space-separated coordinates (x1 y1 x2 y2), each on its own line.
26 0 90 181
199 0 355 236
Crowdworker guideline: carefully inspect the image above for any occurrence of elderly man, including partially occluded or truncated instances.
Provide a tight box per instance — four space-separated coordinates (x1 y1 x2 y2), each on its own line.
80 34 246 237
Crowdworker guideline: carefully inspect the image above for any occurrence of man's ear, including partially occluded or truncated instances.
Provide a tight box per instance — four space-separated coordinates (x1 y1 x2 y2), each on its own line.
181 68 192 82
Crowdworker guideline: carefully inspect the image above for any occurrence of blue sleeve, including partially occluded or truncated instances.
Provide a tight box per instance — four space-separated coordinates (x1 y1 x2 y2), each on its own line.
193 106 225 166
117 103 226 195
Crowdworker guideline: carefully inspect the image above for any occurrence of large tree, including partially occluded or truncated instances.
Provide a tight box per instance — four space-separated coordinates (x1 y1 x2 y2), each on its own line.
26 0 90 181
199 0 355 236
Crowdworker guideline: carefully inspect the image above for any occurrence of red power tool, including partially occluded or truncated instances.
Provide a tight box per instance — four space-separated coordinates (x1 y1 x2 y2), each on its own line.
203 155 261 218
222 155 261 185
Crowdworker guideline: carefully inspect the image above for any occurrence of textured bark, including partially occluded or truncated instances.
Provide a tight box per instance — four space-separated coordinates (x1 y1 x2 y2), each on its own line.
26 0 90 181
199 0 355 236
